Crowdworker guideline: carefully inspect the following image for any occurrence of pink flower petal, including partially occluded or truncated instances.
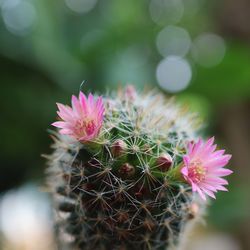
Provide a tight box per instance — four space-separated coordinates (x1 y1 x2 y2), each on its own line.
59 129 72 135
79 92 89 114
71 95 82 116
201 188 216 199
88 93 94 107
196 186 206 201
181 166 188 176
56 103 73 120
188 142 194 154
191 181 198 192
200 183 217 192
183 156 190 166
212 168 233 177
206 177 228 185
51 121 67 128
206 137 215 148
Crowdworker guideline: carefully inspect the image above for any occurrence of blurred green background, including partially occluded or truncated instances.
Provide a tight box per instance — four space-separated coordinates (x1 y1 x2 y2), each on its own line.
0 0 250 249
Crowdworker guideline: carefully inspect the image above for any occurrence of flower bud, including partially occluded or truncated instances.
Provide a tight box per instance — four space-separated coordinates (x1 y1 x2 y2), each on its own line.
156 154 172 172
125 85 137 101
111 139 127 157
119 163 135 177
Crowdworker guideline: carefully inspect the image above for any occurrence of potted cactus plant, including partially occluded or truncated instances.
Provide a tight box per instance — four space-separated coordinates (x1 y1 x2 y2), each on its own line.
46 86 232 250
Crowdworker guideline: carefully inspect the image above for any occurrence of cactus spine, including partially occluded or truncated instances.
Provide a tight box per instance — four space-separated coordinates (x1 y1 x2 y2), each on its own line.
46 87 203 250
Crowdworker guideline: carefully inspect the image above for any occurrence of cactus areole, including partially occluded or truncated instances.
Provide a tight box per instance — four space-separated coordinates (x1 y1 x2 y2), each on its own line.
46 86 232 250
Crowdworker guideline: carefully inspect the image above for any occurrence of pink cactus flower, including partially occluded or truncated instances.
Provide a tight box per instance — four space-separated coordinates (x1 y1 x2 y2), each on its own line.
52 92 105 142
181 137 233 201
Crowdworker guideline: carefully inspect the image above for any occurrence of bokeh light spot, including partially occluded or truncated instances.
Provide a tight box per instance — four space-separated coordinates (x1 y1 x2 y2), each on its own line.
149 0 184 25
0 184 53 248
65 0 98 14
156 56 192 93
156 25 191 57
183 0 205 16
1 0 36 36
191 33 226 68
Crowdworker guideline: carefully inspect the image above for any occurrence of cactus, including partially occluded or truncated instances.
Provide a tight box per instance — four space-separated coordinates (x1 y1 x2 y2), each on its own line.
46 86 232 250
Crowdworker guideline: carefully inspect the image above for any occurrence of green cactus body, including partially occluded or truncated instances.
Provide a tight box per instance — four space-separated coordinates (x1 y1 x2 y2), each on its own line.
47 88 203 250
